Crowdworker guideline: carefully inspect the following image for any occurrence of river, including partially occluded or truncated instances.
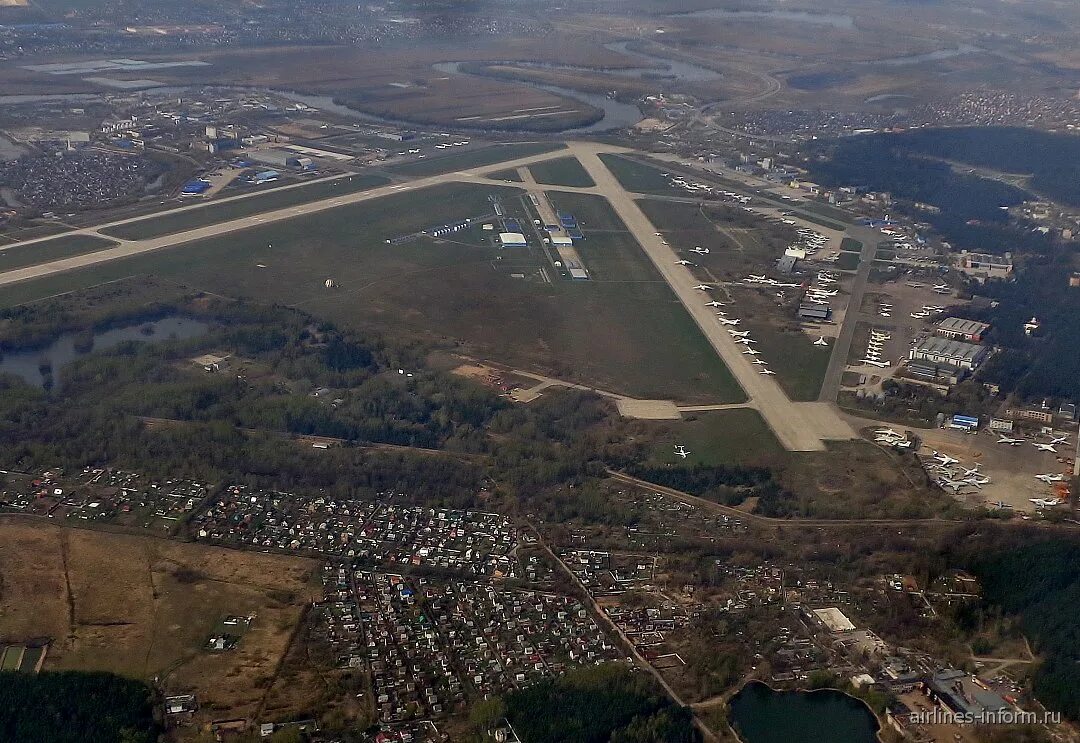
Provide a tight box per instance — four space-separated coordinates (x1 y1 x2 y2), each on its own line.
670 8 854 30
0 316 209 390
728 682 880 743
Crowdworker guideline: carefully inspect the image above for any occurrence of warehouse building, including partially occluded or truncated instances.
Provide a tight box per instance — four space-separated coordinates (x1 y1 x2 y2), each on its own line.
797 303 832 322
909 337 988 371
935 317 990 343
498 232 528 248
957 251 1012 281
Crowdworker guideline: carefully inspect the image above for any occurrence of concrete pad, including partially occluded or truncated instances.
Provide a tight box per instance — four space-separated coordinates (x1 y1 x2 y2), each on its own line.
615 399 682 420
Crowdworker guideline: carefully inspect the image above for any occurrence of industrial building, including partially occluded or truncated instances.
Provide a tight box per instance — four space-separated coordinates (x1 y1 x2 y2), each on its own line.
498 232 528 248
909 337 988 371
925 669 1011 718
935 317 990 343
956 251 1013 281
180 179 210 195
797 303 832 322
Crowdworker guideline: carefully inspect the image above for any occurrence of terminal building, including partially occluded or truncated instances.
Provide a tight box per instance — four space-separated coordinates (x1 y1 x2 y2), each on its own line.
909 337 988 371
935 317 990 343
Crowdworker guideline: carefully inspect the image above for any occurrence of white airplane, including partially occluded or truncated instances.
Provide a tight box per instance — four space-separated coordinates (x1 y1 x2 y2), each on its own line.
752 359 769 366
747 274 766 282
933 283 949 291
876 428 902 438
694 284 713 291
706 301 726 307
728 330 751 337
743 348 761 356
690 247 710 255
718 318 741 326
990 501 1014 510
1030 498 1062 508
674 445 690 459
861 359 891 368
676 260 696 266
759 369 776 375
808 289 838 297
1049 435 1070 445
997 436 1023 445
1035 473 1065 484
1033 443 1058 453
813 337 828 346
932 452 959 466
961 465 982 476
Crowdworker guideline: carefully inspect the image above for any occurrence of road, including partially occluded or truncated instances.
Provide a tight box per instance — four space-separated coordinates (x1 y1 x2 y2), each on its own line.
0 140 855 450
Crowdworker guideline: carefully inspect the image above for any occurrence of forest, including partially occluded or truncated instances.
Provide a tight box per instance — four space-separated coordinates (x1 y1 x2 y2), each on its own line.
476 664 700 743
965 539 1080 721
0 670 159 743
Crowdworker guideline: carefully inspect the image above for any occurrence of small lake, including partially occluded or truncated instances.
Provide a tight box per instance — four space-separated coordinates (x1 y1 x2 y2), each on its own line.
670 9 854 30
0 316 209 390
728 682 879 743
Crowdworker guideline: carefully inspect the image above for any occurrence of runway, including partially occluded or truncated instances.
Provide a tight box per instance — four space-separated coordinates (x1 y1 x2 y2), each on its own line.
0 140 855 450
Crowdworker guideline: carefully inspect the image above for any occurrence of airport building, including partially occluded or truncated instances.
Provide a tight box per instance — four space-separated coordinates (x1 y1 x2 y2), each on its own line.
956 251 1013 281
797 303 832 322
935 317 990 343
909 337 988 371
498 232 528 248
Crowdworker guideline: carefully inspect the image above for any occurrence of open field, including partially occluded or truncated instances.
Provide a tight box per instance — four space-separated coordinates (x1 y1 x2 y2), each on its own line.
648 408 783 467
0 181 742 403
528 156 596 188
0 520 318 728
101 174 388 241
836 251 862 271
598 154 684 195
0 234 117 272
386 143 565 177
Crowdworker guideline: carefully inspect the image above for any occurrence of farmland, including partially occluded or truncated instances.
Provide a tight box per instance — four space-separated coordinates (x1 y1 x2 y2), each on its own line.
0 520 318 728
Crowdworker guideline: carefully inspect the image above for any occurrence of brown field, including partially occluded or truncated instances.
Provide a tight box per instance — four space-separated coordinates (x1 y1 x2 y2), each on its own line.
0 520 319 729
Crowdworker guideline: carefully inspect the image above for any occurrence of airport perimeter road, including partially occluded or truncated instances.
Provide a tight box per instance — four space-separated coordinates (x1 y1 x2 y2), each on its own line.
568 142 853 451
0 148 577 290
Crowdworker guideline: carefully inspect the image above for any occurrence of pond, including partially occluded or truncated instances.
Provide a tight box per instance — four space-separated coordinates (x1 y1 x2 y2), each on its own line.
728 682 880 743
0 316 209 390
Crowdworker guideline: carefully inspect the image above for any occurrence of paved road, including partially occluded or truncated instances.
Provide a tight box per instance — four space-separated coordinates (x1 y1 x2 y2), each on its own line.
567 142 852 451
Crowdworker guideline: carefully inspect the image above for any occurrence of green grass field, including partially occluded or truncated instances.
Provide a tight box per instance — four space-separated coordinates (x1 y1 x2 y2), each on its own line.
835 252 861 271
739 320 830 401
101 174 389 241
0 234 117 272
528 156 595 188
649 408 783 467
2 183 742 403
598 154 684 195
387 143 565 177
840 238 863 252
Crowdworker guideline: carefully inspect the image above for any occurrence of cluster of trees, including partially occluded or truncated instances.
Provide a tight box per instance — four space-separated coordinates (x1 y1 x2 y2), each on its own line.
482 664 699 743
0 671 159 743
627 462 793 514
968 539 1080 720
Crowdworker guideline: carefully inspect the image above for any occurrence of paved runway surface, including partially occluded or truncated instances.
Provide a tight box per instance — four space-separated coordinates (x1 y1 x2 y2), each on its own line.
0 140 855 450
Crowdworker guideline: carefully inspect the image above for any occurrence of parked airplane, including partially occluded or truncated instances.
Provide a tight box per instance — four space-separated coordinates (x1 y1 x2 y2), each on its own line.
1049 435 1070 445
961 464 982 476
743 348 761 356
1035 473 1065 483
674 445 690 459
933 452 959 466
706 301 726 307
690 247 710 255
676 260 696 266
693 284 713 291
718 318 740 326
861 359 891 368
735 337 756 345
748 274 766 281
1033 443 1058 453
997 436 1023 445
814 337 829 346
808 289 838 297
752 359 769 366
1030 498 1062 508
876 428 902 438
728 330 751 337
990 501 1013 509
759 369 776 376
